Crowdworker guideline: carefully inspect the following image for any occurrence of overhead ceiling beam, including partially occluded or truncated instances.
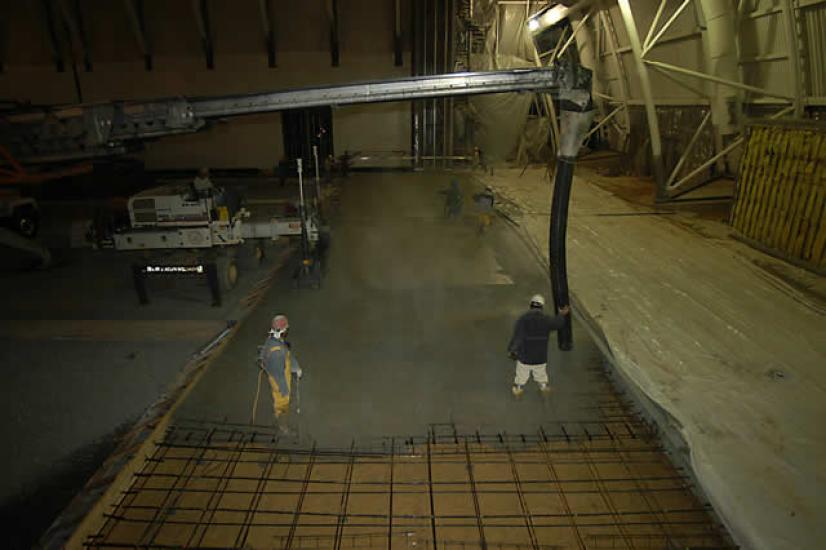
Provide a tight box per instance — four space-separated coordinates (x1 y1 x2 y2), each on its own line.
394 0 402 66
192 0 214 69
58 0 92 71
258 0 276 67
327 0 340 66
123 0 152 70
40 0 65 72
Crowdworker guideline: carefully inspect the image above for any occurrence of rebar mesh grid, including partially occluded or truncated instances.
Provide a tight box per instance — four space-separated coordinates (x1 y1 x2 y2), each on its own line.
82 367 735 549
85 418 733 549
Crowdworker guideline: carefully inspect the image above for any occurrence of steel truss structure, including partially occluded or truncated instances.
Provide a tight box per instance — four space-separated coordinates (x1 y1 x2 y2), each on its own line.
528 0 822 199
83 369 734 550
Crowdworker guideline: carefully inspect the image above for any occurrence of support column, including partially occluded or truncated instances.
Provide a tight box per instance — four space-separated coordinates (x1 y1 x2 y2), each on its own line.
40 0 65 72
394 0 402 66
616 0 666 198
124 0 152 70
780 0 804 117
697 0 741 174
58 0 92 71
328 0 340 67
259 0 276 68
192 0 214 69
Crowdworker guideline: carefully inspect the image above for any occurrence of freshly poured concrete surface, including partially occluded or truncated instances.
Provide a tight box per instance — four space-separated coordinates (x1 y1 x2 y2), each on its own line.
63 173 734 549
175 173 606 445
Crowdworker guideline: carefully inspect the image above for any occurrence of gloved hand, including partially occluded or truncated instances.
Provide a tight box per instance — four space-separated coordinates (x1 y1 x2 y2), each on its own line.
508 351 518 360
294 367 303 380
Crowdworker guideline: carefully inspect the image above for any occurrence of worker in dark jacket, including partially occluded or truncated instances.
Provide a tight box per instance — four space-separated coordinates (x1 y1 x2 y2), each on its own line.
507 294 570 397
441 179 463 219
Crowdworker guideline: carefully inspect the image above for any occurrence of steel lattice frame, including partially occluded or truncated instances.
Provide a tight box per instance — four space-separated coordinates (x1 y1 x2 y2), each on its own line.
529 0 815 198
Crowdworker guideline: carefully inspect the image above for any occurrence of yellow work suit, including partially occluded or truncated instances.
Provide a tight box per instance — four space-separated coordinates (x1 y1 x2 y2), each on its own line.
259 336 298 419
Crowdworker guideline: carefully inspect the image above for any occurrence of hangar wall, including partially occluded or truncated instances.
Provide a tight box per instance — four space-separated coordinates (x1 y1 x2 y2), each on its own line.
0 0 412 169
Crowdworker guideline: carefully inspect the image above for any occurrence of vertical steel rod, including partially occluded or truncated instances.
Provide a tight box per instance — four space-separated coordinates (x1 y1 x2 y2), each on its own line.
387 438 395 550
284 446 317 550
426 432 438 550
464 438 488 549
432 0 438 169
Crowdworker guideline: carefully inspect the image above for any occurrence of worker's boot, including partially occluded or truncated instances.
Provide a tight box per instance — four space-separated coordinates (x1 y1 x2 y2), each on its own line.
511 385 524 399
276 416 291 436
539 383 552 396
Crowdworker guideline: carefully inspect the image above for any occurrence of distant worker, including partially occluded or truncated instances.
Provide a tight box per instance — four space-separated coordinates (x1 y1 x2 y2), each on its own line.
258 315 303 433
324 154 335 184
441 179 463 219
507 294 570 397
192 167 215 196
473 146 487 172
473 186 495 233
339 150 352 177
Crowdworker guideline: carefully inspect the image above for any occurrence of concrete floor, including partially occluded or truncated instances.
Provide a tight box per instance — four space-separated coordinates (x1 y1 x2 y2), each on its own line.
0 236 283 547
2 172 609 547
175 172 605 446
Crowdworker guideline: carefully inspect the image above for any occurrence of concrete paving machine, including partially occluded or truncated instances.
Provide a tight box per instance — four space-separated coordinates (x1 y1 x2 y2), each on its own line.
112 175 320 291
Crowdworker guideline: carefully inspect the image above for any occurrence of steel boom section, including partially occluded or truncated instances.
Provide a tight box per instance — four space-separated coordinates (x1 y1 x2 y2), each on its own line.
2 66 584 164
193 68 568 117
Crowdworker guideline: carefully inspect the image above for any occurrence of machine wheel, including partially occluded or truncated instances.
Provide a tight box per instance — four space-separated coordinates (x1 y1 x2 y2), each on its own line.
14 206 39 238
216 255 239 291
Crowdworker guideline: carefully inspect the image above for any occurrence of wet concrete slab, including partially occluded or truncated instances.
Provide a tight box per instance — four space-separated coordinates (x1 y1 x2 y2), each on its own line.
174 173 606 447
52 172 735 550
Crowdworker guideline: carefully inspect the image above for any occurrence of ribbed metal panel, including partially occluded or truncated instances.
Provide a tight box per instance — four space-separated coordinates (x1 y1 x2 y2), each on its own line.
802 3 826 96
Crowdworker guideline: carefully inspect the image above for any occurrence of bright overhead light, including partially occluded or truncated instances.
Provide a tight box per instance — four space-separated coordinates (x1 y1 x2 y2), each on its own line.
529 4 569 33
542 5 568 27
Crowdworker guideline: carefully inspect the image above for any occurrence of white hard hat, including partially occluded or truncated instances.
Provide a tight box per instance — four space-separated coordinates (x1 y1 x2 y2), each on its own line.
530 294 545 307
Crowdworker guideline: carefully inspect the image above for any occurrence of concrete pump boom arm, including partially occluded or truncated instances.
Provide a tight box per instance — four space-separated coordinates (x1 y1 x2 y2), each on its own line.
0 61 591 164
2 61 594 352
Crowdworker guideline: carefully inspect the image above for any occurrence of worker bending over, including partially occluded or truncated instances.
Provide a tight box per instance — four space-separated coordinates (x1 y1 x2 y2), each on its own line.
507 295 570 397
259 315 303 433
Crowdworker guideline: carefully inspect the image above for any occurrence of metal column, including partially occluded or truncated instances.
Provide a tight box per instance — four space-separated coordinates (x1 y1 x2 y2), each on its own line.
616 0 666 197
